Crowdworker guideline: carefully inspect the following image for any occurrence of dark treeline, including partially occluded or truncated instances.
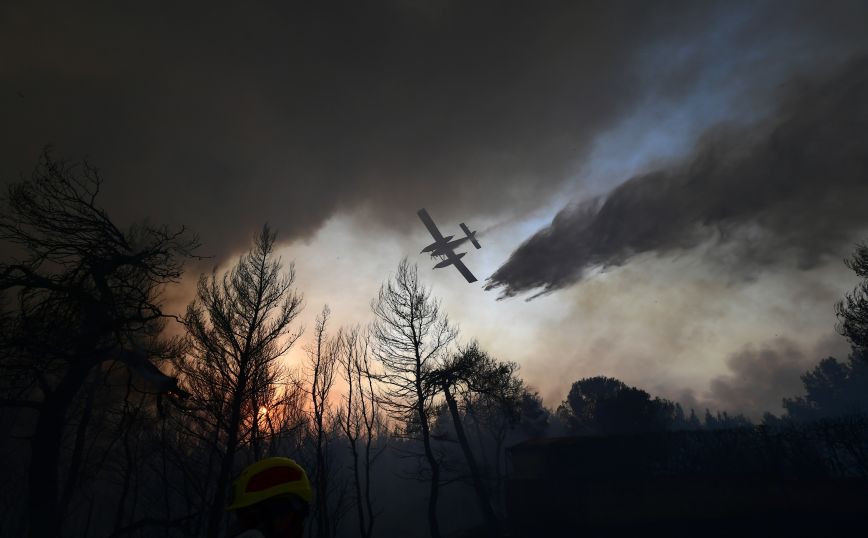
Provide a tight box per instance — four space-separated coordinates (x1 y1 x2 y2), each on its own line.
2 152 868 537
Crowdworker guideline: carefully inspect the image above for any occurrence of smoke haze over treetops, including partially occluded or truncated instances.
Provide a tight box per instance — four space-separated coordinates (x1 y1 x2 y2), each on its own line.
487 57 868 299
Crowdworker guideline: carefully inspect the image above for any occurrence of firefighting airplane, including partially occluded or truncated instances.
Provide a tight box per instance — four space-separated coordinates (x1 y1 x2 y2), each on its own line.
417 208 481 283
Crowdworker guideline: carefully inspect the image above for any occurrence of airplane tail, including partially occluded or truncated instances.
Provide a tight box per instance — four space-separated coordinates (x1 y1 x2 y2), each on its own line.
460 223 481 249
434 252 465 268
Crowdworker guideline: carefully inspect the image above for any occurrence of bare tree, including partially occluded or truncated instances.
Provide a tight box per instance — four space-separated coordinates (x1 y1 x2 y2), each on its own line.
371 259 457 538
0 151 197 537
306 305 340 538
338 326 383 538
256 376 308 457
178 224 303 538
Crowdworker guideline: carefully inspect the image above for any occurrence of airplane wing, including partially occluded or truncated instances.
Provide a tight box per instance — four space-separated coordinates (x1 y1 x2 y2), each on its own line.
443 249 477 283
417 208 445 241
459 223 481 249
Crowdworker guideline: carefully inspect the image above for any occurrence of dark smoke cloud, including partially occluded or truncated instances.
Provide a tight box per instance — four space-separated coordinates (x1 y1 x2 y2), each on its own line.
706 339 810 418
487 56 868 298
0 1 684 259
696 333 852 418
5 1 865 264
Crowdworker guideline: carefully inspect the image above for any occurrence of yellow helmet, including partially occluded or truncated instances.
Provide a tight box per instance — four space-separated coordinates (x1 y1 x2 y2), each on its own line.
226 457 312 511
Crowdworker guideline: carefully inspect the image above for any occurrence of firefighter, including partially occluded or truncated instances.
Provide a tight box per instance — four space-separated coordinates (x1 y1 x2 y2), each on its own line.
226 457 312 538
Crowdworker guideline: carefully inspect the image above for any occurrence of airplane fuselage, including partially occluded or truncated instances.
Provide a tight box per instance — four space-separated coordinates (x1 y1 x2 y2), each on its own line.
421 234 476 257
421 235 454 253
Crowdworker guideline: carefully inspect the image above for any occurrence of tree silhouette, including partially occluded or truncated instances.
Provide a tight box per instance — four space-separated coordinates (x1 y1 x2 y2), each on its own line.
779 240 868 422
177 224 303 538
306 305 342 538
516 390 550 439
836 241 868 352
337 326 382 538
371 259 457 538
0 150 197 538
783 349 868 421
557 376 676 435
433 343 522 537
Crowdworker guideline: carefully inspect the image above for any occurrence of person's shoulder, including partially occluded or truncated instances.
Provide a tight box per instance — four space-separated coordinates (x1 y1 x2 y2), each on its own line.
232 530 266 538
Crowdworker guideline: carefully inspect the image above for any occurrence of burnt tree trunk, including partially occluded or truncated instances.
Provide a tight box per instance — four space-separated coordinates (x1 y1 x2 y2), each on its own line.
442 385 502 537
28 360 93 538
205 370 248 538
